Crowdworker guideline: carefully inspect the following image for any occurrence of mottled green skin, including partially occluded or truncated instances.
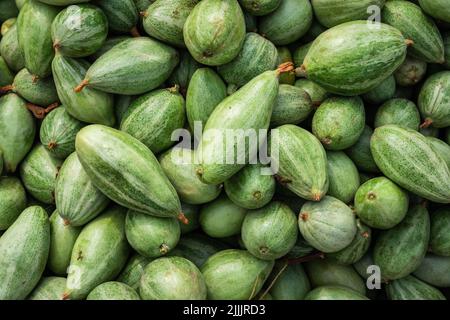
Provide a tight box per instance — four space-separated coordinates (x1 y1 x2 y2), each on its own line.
0 0 18 22
97 0 138 33
386 275 446 300
268 262 310 300
354 177 409 229
87 281 140 300
294 79 328 107
48 210 81 275
199 195 247 238
159 147 221 205
362 75 396 105
241 201 297 260
259 0 312 46
239 0 280 16
197 70 279 184
345 125 379 173
0 24 25 72
374 205 430 280
133 0 153 12
125 210 180 258
89 36 130 61
167 50 201 94
40 107 84 159
55 153 109 226
276 47 295 85
382 1 444 63
39 0 90 5
186 67 227 133
394 56 427 87
179 203 199 234
326 151 360 204
413 254 450 287
375 98 420 131
271 125 329 201
116 254 152 290
427 137 450 169
52 4 108 58
418 71 450 128
312 97 365 150
84 37 179 95
169 233 227 268
270 84 312 126
52 54 115 126
17 0 59 77
311 0 386 28
328 219 371 265
370 125 450 203
1 17 16 36
12 68 58 106
28 277 66 300
0 56 13 86
305 286 368 300
218 32 278 87
306 259 366 295
419 0 450 23
140 256 207 300
430 207 450 256
120 88 185 154
304 21 407 96
0 206 50 300
65 207 130 300
75 125 182 218
143 0 199 48
201 249 274 300
19 144 63 204
0 94 35 173
299 196 357 253
0 177 27 230
183 0 246 66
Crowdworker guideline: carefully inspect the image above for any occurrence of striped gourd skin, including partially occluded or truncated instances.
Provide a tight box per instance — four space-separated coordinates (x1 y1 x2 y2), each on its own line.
270 84 313 127
12 68 59 106
413 254 450 287
85 38 179 95
259 0 313 46
0 24 25 72
419 0 450 23
294 78 328 107
430 208 450 256
143 0 199 48
140 256 207 300
19 144 63 204
418 71 450 128
65 207 130 300
362 74 396 105
186 68 227 133
386 275 446 300
239 0 281 16
87 281 140 300
116 254 153 290
374 98 421 131
311 0 386 28
382 1 444 64
75 125 182 218
268 262 310 300
345 125 379 173
270 124 328 201
328 219 371 265
370 125 450 203
97 0 138 33
0 56 14 86
304 21 407 96
51 4 108 58
167 51 201 95
304 285 368 300
427 137 450 169
305 259 366 295
224 164 276 210
326 151 360 204
52 53 115 126
197 70 278 185
183 0 246 66
0 206 50 300
17 0 60 78
159 147 222 205
120 88 186 154
217 32 278 87
28 277 66 300
39 0 91 5
201 249 274 300
0 93 36 173
125 210 180 258
0 177 27 231
394 56 428 87
241 201 298 260
374 205 430 281
55 152 110 226
48 211 81 276
299 196 357 253
40 107 85 159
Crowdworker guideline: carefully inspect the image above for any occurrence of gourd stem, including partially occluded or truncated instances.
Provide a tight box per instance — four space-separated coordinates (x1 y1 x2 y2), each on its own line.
74 79 89 93
0 84 14 94
178 212 189 225
419 118 433 129
276 62 294 75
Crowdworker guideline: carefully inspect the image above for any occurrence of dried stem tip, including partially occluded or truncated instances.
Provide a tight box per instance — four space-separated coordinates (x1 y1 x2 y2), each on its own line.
0 84 14 94
62 292 70 300
295 65 307 78
405 39 414 47
130 26 141 38
167 84 180 94
178 212 189 225
276 62 294 75
420 118 433 129
74 79 89 93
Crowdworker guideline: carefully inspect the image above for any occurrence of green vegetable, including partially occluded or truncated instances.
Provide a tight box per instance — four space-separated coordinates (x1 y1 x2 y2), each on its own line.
374 98 421 130
386 275 446 300
87 282 140 300
430 207 450 256
326 151 360 204
0 177 27 231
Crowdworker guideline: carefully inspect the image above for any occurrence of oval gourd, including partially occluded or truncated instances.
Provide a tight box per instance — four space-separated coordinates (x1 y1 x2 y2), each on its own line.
418 0 450 23
326 151 360 204
386 275 446 300
11 68 59 106
374 98 421 131
418 71 450 128
345 125 379 173
270 84 313 127
362 74 396 105
96 0 138 34
87 281 140 300
0 24 25 72
294 78 328 107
